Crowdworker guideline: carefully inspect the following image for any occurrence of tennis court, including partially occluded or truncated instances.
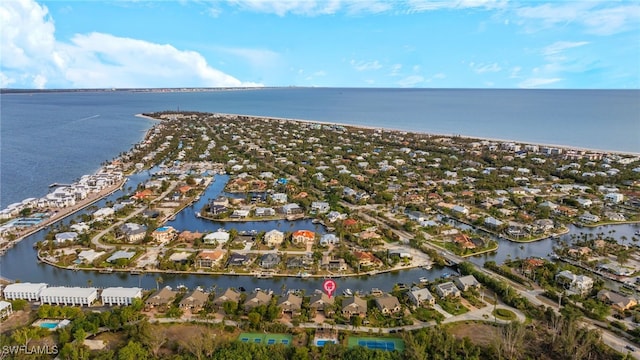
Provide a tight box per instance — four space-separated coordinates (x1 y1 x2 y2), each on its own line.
238 333 293 346
348 336 404 352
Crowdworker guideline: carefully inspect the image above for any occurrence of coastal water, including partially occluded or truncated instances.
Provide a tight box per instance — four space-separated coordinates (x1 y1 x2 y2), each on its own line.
1 88 639 290
2 89 639 208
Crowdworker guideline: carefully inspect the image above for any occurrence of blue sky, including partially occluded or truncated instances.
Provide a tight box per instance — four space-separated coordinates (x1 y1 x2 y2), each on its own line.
1 0 639 89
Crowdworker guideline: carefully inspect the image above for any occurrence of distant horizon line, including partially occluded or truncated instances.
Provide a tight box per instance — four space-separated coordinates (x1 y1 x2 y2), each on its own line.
2 86 638 93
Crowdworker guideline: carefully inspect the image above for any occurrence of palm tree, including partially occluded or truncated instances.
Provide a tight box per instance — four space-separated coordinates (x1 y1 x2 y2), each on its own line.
156 276 164 291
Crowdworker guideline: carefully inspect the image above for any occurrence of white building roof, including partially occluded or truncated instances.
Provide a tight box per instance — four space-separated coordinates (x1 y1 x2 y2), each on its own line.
40 287 97 298
0 301 12 311
3 282 47 294
101 287 142 298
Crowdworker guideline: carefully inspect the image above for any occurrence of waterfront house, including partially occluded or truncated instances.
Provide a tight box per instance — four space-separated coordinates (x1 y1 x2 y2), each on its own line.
454 275 481 292
244 290 272 311
213 288 241 308
374 295 402 315
321 256 348 271
259 253 281 269
435 282 461 298
101 287 142 306
179 289 209 311
196 250 225 268
40 287 98 307
204 230 230 245
54 231 78 244
146 286 177 309
106 250 135 263
93 207 115 219
579 212 600 223
484 217 503 229
555 270 593 295
230 209 250 218
120 223 147 243
254 207 276 217
292 230 315 245
281 203 303 215
353 251 382 268
77 249 105 264
408 287 435 307
342 296 367 319
227 253 251 267
277 293 303 316
309 291 334 314
264 229 284 247
270 193 287 204
3 283 47 301
168 251 191 264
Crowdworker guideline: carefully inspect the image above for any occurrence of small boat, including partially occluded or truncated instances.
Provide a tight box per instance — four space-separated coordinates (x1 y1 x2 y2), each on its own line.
343 289 353 296
419 277 429 284
441 272 451 279
99 268 113 274
635 231 640 236
298 272 310 278
423 263 433 270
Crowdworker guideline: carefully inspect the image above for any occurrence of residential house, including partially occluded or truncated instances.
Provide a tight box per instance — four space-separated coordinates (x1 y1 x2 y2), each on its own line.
196 250 225 268
311 201 330 213
484 217 503 229
179 289 209 311
264 229 284 247
152 226 176 244
353 251 382 268
309 291 334 314
145 286 177 309
204 230 230 245
54 232 78 244
259 253 281 269
435 282 461 298
277 293 303 316
213 288 241 308
342 296 367 319
597 290 637 312
255 207 276 217
227 253 251 267
579 212 600 223
375 295 402 315
281 203 303 215
321 256 348 271
271 193 288 204
319 233 340 246
555 270 594 295
408 287 435 307
292 230 315 245
244 291 272 311
452 205 470 217
454 275 481 292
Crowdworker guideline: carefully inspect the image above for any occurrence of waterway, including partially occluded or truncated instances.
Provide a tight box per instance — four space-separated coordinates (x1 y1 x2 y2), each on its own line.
1 172 639 294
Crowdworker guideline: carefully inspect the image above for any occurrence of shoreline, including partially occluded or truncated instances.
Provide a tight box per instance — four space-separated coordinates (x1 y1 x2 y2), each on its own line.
213 112 640 156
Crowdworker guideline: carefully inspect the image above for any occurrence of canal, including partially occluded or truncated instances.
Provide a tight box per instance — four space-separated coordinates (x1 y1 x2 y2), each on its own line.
1 173 638 294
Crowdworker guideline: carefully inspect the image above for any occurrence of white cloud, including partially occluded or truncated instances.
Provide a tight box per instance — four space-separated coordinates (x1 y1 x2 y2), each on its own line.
406 0 507 12
542 41 589 57
518 77 562 88
227 0 341 16
469 62 502 74
0 0 260 88
350 60 383 71
389 64 402 76
515 2 640 35
509 66 521 79
397 75 424 87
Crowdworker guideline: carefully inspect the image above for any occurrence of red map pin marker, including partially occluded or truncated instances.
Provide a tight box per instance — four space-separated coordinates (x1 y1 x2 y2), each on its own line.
322 279 337 299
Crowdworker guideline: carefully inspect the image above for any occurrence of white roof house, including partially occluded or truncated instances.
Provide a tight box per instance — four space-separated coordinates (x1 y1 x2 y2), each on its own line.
55 232 78 244
106 250 135 263
40 287 98 306
77 250 105 263
93 207 115 218
101 287 143 306
204 230 230 244
3 283 48 301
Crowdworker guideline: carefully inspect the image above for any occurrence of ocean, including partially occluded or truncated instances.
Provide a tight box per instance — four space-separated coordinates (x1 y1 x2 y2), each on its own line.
1 88 639 208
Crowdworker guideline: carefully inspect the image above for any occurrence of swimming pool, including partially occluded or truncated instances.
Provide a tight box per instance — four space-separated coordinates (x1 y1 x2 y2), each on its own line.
315 339 338 347
39 322 59 329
